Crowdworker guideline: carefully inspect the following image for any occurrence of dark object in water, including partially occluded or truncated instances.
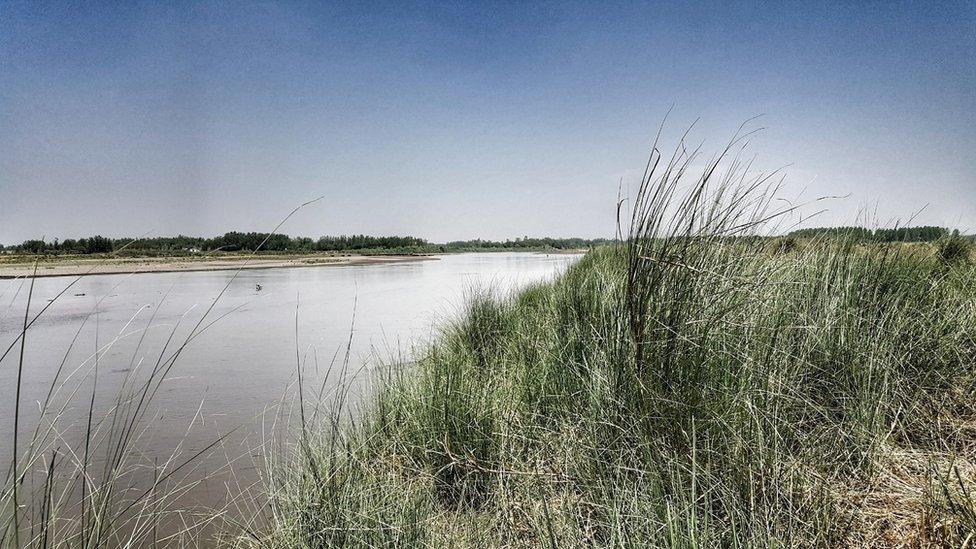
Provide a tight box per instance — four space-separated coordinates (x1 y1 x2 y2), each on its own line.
255 284 263 291
74 293 86 297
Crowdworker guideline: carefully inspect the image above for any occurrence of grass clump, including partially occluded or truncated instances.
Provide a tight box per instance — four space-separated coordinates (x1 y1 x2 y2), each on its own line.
936 234 972 266
247 128 976 548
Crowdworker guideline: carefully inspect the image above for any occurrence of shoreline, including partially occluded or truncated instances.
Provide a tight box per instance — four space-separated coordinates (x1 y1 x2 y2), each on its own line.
0 254 439 279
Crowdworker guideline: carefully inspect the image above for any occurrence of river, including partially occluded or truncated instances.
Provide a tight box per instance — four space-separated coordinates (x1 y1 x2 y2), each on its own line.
0 252 579 539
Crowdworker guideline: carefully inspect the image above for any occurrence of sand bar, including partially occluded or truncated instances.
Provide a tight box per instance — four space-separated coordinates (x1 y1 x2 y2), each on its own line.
0 254 437 279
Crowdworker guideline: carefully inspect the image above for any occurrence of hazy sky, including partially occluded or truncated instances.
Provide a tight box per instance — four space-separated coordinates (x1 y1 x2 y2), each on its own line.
2 1 974 244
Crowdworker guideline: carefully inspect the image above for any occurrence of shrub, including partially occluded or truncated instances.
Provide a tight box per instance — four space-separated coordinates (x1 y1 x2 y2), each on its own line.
937 235 972 266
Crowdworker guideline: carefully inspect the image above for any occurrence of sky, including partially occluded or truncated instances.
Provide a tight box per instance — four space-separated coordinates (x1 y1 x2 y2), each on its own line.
1 1 974 244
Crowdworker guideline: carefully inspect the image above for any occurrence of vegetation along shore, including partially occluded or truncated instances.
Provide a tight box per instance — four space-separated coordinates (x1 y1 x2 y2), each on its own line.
232 138 975 547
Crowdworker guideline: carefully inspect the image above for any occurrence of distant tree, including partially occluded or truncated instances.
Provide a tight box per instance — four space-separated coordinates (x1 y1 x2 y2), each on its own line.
442 237 609 250
292 236 314 250
788 227 873 240
22 239 47 253
874 226 948 242
315 234 428 251
60 238 79 253
81 235 113 254
790 226 950 243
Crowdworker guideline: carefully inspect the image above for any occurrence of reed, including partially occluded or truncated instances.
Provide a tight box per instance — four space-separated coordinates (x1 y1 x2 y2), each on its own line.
244 127 976 547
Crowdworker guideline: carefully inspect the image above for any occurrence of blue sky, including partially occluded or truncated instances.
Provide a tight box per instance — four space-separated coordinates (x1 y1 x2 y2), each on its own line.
1 1 974 243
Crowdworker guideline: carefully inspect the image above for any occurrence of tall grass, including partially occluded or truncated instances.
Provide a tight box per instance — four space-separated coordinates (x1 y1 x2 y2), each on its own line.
244 129 976 547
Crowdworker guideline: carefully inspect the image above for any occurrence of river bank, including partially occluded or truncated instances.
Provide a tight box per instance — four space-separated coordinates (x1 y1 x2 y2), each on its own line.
249 239 976 548
0 253 437 279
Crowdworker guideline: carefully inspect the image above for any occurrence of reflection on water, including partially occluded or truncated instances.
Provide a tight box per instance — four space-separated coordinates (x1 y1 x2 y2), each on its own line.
0 252 579 518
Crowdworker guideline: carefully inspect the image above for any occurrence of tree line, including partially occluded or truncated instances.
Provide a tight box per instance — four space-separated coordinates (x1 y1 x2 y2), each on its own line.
3 233 608 255
3 228 967 255
443 237 613 250
788 226 958 242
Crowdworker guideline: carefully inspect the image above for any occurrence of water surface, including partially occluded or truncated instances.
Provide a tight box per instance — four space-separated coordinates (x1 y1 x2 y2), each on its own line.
0 253 578 517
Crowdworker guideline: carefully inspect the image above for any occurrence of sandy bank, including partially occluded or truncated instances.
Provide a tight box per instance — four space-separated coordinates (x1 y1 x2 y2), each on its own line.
0 254 437 279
